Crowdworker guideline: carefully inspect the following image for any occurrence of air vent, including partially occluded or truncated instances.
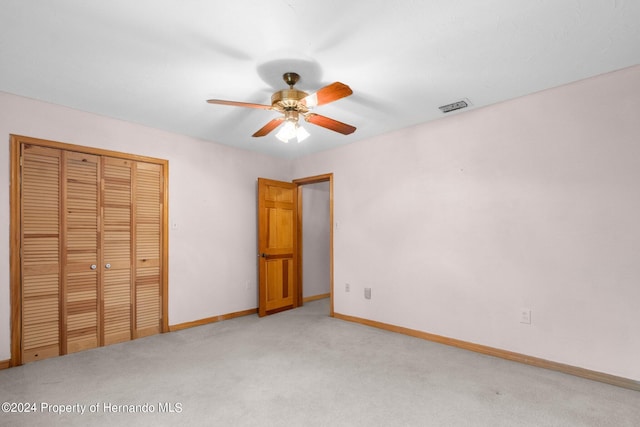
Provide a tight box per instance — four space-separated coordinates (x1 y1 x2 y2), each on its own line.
439 99 469 113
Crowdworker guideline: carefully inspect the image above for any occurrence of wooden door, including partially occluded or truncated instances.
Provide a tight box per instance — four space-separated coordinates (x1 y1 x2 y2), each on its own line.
63 151 100 354
14 135 167 365
102 157 133 345
257 178 298 316
134 162 163 338
20 145 62 362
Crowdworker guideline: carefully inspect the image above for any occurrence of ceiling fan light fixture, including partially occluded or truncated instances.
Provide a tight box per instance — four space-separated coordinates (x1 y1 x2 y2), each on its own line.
276 119 297 143
295 125 310 142
276 119 309 143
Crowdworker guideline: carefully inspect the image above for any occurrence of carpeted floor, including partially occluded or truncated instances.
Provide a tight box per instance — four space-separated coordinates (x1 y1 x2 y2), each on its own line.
1 298 638 426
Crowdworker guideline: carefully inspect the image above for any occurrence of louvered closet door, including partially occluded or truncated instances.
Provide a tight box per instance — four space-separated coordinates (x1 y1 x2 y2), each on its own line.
21 145 62 363
102 157 133 345
18 138 165 363
63 151 100 354
134 162 163 338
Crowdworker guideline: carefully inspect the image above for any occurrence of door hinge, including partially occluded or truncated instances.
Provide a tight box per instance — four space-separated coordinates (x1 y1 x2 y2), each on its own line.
20 156 23 167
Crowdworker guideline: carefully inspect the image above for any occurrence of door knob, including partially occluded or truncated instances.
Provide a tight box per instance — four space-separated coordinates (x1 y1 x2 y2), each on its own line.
105 263 111 269
90 264 97 270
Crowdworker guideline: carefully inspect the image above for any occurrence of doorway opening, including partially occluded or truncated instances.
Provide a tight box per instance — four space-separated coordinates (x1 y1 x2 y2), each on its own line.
293 173 334 317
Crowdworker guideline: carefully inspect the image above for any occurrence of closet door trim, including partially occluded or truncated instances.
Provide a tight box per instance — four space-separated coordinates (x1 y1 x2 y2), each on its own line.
9 134 169 367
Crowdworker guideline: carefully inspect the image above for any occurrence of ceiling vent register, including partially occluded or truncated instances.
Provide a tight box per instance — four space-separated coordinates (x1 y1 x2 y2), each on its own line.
439 99 470 113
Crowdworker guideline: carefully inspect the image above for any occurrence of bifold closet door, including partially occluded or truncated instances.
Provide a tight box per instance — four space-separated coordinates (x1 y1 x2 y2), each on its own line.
134 162 163 338
102 157 133 346
19 141 164 363
63 151 100 354
21 148 102 358
21 145 62 362
100 159 163 342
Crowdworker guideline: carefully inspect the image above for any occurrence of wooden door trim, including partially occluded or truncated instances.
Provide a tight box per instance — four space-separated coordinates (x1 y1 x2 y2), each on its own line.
292 173 334 317
9 138 21 366
11 134 168 165
9 134 170 367
161 164 169 333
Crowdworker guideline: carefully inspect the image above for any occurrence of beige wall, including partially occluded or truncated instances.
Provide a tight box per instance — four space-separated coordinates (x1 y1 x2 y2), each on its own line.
293 65 640 381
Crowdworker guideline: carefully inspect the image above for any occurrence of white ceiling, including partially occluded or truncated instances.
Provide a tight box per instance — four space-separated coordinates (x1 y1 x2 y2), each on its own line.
1 1 639 158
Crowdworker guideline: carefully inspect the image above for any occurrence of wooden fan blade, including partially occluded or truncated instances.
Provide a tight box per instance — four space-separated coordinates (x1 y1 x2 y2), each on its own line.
252 117 285 137
207 99 273 110
302 82 353 107
305 113 356 135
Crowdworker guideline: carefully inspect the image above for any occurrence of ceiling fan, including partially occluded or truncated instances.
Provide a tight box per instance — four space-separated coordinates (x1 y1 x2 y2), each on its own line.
206 72 356 143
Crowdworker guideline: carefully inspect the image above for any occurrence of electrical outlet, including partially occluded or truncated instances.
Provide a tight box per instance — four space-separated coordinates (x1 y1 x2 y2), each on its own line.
364 288 371 300
345 283 350 292
520 308 532 324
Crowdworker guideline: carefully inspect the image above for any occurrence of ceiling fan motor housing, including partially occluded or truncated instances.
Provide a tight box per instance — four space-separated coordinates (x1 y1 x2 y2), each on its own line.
271 89 309 113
